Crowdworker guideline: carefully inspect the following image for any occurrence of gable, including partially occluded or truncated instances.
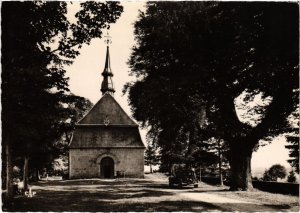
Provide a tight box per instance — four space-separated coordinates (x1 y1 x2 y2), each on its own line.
78 93 137 125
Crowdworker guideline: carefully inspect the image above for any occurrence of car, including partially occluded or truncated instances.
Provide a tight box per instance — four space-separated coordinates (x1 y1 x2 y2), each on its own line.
169 165 199 188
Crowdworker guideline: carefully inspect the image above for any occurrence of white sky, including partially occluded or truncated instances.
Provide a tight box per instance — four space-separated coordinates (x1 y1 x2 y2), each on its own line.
64 1 292 174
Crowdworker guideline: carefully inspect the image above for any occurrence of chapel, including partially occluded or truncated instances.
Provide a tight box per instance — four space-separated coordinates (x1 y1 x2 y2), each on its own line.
69 38 145 179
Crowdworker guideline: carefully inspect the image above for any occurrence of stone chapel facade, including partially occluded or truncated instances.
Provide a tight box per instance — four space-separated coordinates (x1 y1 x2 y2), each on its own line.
69 42 145 179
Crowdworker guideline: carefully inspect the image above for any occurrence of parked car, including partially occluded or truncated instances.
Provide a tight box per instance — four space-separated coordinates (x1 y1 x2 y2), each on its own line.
169 164 199 188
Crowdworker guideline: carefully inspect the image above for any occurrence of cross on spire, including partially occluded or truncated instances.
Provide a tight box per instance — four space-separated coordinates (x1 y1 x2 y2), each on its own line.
104 31 112 46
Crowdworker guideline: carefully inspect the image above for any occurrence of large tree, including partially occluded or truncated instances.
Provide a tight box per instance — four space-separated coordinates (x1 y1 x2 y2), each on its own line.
2 1 122 197
125 2 298 191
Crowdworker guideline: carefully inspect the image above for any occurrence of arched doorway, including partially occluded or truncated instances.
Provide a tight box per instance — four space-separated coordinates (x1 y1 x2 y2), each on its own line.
100 157 114 178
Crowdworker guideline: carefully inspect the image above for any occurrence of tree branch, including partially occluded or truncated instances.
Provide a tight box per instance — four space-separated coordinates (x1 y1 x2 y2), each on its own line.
50 42 80 54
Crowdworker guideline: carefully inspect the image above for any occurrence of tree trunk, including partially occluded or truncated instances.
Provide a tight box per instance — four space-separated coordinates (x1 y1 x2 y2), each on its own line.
150 164 153 173
31 168 39 182
217 139 223 186
199 166 202 182
23 156 29 191
6 137 14 198
229 142 253 191
37 169 40 181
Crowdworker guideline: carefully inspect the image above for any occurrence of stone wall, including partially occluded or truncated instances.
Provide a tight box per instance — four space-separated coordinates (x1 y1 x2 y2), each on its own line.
69 148 144 179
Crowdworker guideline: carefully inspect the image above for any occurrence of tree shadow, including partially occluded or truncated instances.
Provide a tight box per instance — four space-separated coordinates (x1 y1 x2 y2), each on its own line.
263 204 291 209
188 189 230 193
107 200 225 212
3 183 176 212
144 184 171 189
4 195 226 212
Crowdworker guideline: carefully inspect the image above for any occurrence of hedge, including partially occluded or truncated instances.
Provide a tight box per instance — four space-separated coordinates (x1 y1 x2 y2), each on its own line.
252 180 299 196
201 176 299 195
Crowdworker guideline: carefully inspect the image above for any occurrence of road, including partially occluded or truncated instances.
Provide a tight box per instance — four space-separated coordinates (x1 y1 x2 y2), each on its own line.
3 173 299 212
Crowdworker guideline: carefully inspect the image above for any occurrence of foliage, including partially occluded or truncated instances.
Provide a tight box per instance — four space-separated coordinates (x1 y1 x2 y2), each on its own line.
287 170 297 183
56 95 93 147
125 2 298 190
145 142 159 173
145 143 159 165
51 155 68 176
263 164 287 181
262 170 272 181
31 95 93 174
285 130 299 174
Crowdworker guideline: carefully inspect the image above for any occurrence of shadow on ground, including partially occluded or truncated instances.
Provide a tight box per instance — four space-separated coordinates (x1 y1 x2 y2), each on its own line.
2 178 223 212
2 177 299 212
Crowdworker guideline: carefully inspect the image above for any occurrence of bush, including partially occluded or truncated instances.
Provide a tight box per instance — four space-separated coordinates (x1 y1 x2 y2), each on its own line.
287 170 297 183
263 164 287 181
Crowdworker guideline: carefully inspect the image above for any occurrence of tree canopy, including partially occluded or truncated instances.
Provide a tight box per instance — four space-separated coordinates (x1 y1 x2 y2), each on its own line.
125 2 298 190
285 130 299 174
287 170 297 183
262 164 287 181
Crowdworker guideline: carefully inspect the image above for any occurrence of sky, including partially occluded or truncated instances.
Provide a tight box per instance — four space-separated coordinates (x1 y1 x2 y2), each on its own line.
64 1 292 174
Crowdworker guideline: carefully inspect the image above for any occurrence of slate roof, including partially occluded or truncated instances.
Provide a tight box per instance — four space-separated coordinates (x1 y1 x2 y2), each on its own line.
78 93 137 125
70 93 145 148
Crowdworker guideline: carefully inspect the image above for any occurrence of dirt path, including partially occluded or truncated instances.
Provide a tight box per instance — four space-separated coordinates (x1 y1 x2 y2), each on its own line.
3 173 299 212
146 173 299 212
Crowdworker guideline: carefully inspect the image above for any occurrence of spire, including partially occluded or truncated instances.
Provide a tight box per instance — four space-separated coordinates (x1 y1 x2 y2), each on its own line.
101 32 115 95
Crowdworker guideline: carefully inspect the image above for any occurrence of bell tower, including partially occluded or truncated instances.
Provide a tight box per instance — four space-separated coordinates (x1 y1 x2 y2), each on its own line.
101 32 115 95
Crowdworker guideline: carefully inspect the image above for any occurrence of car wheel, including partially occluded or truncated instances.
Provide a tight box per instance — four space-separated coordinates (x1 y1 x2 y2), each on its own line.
194 184 198 188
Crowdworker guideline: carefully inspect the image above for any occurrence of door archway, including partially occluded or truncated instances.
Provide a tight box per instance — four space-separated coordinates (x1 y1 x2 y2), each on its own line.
100 157 114 178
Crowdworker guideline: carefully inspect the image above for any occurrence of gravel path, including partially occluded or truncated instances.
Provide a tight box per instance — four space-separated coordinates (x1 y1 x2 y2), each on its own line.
180 192 254 204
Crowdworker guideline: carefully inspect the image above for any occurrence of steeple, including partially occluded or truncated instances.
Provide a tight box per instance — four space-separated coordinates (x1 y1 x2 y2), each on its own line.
101 32 115 96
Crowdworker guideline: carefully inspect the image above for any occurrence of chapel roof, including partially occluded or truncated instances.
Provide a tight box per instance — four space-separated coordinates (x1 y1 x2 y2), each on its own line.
69 93 145 148
77 93 137 126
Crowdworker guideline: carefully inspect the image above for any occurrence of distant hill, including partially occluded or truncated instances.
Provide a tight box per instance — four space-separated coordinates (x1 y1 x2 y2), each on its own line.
252 167 267 178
